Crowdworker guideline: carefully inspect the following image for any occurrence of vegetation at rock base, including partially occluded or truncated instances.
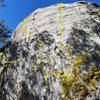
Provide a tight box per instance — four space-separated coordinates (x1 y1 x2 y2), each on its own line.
31 43 100 100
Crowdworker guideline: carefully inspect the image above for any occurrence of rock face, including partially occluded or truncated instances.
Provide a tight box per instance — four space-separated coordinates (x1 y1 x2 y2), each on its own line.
0 1 100 100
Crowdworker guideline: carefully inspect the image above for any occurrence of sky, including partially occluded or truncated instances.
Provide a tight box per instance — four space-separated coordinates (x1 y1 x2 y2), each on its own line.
0 0 100 30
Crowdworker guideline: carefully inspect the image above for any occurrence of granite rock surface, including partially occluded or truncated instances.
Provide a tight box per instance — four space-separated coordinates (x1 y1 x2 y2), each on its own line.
0 1 100 100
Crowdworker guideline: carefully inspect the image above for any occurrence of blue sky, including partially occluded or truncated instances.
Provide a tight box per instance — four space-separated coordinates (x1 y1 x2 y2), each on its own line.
0 0 100 30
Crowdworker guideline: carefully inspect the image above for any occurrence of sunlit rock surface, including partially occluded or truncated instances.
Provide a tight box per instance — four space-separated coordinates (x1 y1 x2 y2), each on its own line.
0 1 100 100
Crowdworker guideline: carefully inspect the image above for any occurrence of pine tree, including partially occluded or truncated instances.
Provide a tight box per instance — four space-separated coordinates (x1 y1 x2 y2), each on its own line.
0 0 12 49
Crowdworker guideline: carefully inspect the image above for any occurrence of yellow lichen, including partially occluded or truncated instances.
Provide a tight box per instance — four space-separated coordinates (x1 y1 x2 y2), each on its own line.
31 49 99 99
3 60 16 64
44 72 49 84
55 52 98 99
20 25 27 30
23 18 29 23
0 52 5 58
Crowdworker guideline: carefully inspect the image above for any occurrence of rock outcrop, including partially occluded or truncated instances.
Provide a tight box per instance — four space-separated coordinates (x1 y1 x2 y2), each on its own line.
0 1 100 100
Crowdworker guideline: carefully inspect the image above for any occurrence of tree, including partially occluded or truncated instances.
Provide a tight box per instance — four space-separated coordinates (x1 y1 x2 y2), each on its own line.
0 0 12 49
0 0 4 6
0 20 12 49
0 20 11 37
